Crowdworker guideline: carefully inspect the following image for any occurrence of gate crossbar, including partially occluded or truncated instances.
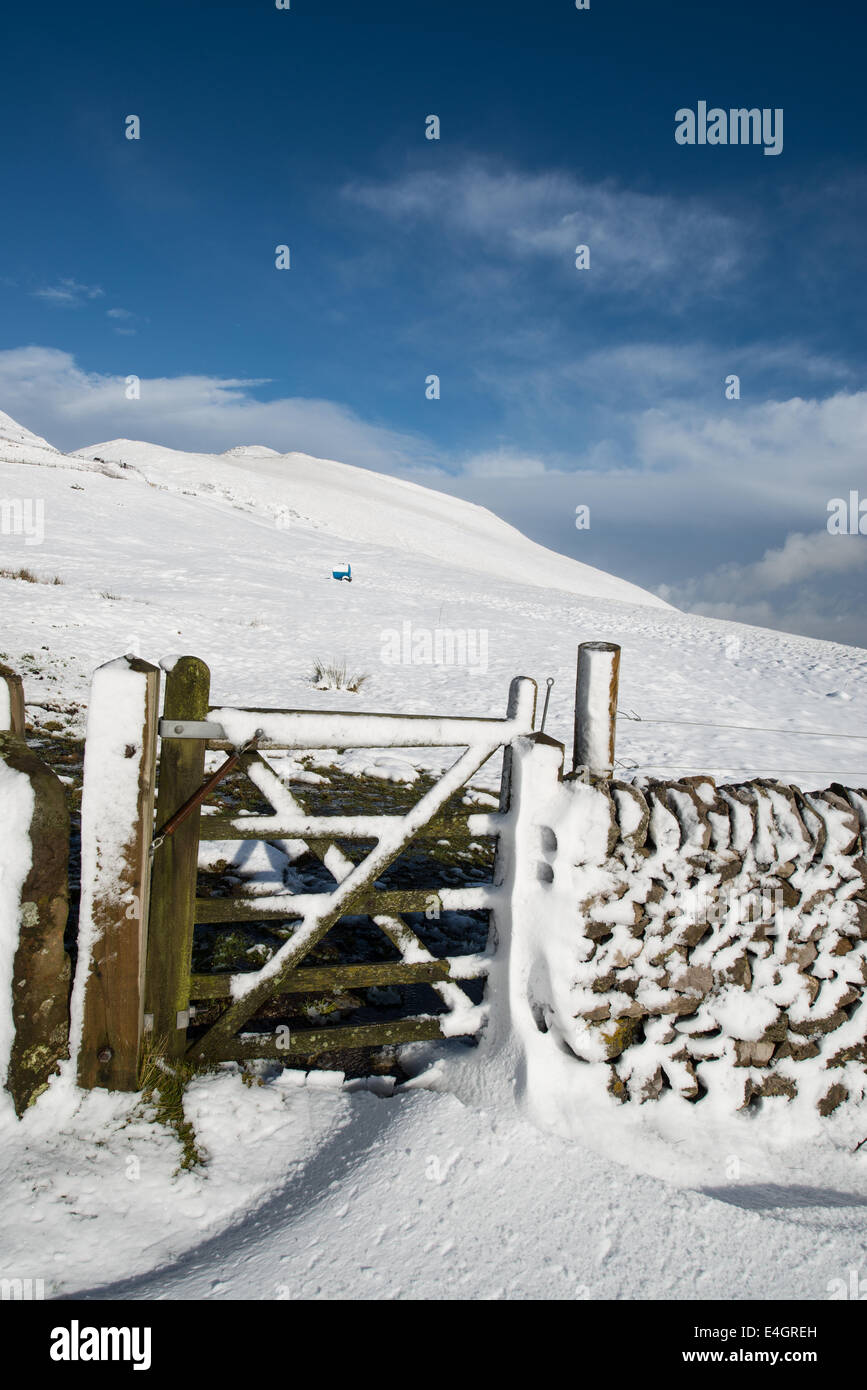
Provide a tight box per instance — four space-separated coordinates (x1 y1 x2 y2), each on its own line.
159 697 535 750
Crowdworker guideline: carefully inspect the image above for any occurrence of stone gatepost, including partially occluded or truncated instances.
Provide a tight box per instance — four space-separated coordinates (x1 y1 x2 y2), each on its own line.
0 731 70 1115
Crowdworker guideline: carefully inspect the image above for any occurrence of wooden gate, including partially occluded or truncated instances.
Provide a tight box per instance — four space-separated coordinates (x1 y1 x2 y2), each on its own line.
142 658 537 1067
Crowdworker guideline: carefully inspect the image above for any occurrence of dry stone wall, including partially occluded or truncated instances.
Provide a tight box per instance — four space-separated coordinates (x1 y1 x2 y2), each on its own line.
558 774 867 1114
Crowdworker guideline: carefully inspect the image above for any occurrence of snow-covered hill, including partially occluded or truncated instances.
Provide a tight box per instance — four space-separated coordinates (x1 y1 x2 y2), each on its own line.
70 433 669 607
0 408 864 785
0 407 66 465
0 407 126 477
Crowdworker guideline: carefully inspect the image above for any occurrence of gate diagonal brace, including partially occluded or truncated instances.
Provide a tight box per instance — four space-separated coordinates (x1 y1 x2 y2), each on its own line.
189 739 500 1061
235 750 489 1033
229 747 496 989
238 750 473 968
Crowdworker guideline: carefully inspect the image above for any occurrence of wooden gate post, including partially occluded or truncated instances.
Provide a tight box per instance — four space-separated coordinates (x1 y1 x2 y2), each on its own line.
144 656 211 1060
74 656 161 1090
572 641 620 778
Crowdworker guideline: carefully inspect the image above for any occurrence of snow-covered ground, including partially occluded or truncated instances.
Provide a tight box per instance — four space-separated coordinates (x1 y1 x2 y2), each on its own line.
1 410 866 1301
6 1061 867 1302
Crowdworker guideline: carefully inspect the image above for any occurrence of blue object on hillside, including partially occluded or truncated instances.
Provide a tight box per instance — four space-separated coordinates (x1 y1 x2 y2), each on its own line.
332 562 352 582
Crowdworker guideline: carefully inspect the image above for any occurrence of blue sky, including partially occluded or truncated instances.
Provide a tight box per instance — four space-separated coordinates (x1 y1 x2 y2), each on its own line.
1 0 866 642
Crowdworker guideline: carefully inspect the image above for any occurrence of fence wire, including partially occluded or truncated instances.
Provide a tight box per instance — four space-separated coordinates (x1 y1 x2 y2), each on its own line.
615 759 867 778
617 710 867 742
614 707 867 780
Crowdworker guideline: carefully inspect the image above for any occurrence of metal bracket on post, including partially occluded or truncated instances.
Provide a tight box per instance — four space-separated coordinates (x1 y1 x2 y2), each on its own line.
159 719 226 740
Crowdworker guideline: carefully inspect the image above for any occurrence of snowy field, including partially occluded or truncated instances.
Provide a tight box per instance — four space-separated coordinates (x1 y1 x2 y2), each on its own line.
1 410 866 1301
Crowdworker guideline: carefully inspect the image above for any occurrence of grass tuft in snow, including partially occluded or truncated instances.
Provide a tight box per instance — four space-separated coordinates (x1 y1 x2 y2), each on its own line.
0 567 63 585
310 657 369 693
137 1037 214 1171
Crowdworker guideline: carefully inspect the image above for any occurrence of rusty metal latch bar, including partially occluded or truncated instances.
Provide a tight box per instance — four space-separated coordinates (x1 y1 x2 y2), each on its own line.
540 677 554 732
151 730 263 856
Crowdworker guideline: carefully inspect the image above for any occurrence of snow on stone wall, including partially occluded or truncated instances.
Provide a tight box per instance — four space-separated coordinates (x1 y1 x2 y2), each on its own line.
533 772 867 1115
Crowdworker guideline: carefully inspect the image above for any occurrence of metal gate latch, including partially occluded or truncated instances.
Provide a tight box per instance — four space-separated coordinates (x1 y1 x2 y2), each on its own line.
151 730 263 856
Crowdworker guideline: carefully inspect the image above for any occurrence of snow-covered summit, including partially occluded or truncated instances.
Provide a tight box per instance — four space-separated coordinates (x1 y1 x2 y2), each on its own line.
221 444 282 459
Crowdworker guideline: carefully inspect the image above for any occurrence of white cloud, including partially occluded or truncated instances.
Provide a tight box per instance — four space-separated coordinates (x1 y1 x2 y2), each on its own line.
744 530 867 590
658 530 867 647
106 309 137 337
4 346 864 524
662 530 867 605
33 279 105 307
344 161 747 295
0 346 439 475
562 341 853 404
455 389 867 534
632 391 867 515
461 449 549 479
